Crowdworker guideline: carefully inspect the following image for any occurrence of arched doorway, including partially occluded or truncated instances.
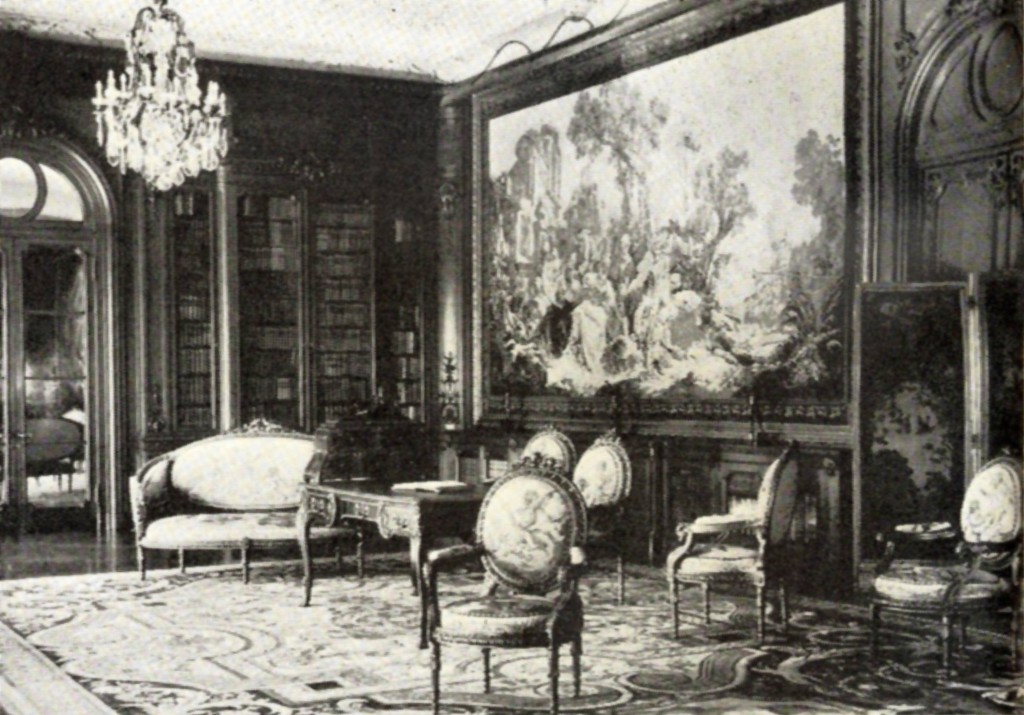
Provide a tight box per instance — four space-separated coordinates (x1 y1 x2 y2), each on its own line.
0 138 117 534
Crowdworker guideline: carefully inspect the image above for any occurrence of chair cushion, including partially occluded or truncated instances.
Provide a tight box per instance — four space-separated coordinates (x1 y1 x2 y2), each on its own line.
573 433 631 508
169 436 315 510
522 428 576 473
140 511 346 549
961 457 1022 544
478 466 586 593
675 544 760 577
438 594 582 644
873 561 1010 604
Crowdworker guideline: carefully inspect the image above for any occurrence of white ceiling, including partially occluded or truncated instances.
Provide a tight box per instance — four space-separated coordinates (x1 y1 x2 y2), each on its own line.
0 0 663 83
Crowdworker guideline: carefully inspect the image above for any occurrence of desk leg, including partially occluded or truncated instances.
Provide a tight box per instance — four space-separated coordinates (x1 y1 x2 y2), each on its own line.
409 536 424 596
297 499 314 607
415 542 429 650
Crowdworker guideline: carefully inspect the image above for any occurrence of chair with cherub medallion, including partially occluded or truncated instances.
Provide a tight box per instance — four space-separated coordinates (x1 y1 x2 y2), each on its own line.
870 455 1022 677
423 455 588 715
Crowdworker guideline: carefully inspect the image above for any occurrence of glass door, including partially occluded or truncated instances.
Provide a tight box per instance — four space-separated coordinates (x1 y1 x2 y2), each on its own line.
1 149 97 530
19 245 90 511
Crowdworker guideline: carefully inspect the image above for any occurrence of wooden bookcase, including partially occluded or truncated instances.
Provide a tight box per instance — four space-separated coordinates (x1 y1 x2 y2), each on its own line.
235 190 303 427
311 201 376 423
137 161 429 461
387 215 423 422
168 186 217 432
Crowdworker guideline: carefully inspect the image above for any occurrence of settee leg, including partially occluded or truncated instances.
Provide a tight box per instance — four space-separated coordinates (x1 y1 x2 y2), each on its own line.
617 551 626 606
179 548 186 574
137 545 146 580
241 538 251 584
356 525 365 579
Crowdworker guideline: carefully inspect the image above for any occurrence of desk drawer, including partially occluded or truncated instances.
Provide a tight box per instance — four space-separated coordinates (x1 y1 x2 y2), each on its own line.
339 498 380 522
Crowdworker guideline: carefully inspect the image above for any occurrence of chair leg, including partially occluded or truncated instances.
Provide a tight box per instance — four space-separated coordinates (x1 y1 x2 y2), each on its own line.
571 635 582 698
670 578 680 638
482 647 491 693
137 545 146 580
241 538 251 584
778 581 789 631
756 585 766 644
549 642 560 715
958 615 968 653
870 603 880 659
430 641 441 715
617 552 625 606
701 582 711 626
941 613 953 677
179 548 186 574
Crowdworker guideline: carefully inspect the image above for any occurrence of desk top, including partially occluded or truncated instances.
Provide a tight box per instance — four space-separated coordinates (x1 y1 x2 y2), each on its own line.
306 479 490 504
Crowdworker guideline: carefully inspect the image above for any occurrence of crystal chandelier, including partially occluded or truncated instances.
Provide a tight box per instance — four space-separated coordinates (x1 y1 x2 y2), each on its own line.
92 0 228 192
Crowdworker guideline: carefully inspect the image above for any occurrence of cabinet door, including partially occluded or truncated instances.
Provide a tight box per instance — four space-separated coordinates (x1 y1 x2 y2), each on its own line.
168 187 217 432
234 190 303 428
310 201 375 423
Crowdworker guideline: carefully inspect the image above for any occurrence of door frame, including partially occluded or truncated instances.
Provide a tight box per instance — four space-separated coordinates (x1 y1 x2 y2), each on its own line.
0 138 119 534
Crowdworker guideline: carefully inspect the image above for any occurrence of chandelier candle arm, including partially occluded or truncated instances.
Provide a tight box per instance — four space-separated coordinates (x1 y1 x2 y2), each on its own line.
92 0 229 191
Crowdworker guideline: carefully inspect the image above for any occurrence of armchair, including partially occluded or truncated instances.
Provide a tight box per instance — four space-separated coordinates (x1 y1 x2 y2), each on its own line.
870 455 1022 676
424 457 588 715
572 430 632 604
666 441 800 643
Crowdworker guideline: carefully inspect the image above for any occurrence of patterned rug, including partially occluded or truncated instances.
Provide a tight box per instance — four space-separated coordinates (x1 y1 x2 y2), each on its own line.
0 557 1017 714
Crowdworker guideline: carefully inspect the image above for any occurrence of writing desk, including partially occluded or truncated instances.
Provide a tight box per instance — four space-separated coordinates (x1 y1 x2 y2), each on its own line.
296 480 487 647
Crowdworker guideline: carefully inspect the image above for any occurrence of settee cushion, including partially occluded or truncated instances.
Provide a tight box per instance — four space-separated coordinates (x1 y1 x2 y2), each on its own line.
168 436 315 510
140 512 341 549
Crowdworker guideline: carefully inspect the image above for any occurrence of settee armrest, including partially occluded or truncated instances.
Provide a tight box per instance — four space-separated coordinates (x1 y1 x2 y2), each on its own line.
130 456 175 538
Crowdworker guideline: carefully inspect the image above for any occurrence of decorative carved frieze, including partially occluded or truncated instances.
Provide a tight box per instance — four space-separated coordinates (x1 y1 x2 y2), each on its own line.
946 0 1015 19
378 505 420 538
893 29 920 88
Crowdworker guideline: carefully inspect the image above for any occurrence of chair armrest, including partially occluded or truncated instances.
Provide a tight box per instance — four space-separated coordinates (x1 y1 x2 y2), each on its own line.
665 528 696 579
689 514 759 535
548 546 588 632
427 542 485 571
874 523 958 575
424 543 485 636
556 546 587 584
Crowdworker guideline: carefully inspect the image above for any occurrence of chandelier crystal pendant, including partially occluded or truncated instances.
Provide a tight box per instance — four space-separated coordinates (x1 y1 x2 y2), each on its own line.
92 0 229 192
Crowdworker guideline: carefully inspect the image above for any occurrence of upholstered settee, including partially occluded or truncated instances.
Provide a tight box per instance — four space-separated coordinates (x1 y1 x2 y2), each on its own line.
129 421 353 582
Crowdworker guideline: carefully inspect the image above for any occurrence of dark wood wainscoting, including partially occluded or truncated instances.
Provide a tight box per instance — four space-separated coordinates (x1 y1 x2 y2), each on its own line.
444 427 853 599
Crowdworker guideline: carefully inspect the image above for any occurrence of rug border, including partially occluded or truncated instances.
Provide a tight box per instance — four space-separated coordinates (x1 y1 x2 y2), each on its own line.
0 620 116 715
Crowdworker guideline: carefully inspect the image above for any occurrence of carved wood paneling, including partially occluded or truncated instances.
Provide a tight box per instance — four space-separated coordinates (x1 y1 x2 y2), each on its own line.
892 1 1022 281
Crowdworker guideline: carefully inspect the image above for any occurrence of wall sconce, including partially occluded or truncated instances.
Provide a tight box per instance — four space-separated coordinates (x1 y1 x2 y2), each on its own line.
439 352 460 430
438 181 458 220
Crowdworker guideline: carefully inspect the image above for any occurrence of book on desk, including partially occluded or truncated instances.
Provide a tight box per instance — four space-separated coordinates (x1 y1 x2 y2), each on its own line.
390 480 473 494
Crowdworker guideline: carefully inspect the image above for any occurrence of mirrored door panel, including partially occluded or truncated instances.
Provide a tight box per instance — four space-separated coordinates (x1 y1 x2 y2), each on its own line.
21 246 88 508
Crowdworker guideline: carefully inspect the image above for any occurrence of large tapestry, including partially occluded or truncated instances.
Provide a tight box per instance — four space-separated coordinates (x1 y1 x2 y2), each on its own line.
482 5 846 414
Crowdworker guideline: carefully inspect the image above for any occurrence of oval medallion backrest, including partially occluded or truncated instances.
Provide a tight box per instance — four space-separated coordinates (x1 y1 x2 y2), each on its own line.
477 458 587 595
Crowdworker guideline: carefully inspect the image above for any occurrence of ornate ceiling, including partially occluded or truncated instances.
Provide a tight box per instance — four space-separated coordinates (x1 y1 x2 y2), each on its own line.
0 0 665 82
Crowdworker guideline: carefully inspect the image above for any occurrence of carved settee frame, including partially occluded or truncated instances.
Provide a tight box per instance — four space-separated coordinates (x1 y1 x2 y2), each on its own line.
129 420 354 582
